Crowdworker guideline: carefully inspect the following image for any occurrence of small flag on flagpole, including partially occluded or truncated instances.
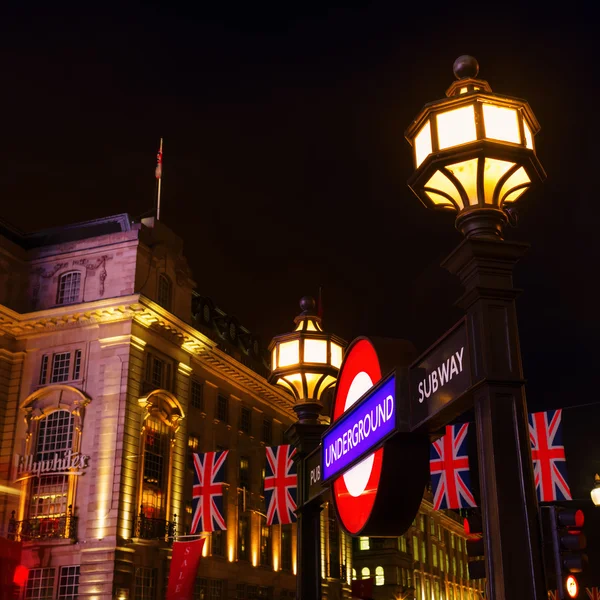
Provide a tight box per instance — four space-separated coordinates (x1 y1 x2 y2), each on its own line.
155 138 163 179
155 138 163 220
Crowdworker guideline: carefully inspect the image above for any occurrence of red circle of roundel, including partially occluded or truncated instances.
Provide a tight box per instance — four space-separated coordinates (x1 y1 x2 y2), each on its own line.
332 338 383 534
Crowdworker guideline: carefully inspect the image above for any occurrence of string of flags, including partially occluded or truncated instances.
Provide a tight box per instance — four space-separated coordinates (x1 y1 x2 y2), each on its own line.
430 409 572 510
190 445 298 535
187 408 571 535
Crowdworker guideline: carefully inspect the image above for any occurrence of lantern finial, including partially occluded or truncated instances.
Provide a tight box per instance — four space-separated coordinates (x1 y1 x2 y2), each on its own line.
453 55 479 80
299 296 316 315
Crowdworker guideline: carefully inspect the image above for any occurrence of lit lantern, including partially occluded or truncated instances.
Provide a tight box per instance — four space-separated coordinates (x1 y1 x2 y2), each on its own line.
268 296 346 422
405 55 546 239
591 474 600 507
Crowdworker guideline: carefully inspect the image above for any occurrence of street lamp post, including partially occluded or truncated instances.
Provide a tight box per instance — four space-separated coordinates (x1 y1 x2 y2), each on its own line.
268 296 346 600
405 56 547 600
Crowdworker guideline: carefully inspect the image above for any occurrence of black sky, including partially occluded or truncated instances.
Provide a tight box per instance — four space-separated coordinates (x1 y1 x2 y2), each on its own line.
2 2 599 423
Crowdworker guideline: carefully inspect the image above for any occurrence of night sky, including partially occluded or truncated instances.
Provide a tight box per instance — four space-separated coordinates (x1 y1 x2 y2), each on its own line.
3 3 600 496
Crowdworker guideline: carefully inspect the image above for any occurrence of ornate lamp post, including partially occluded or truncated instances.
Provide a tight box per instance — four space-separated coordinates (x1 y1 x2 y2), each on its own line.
268 296 347 600
406 57 547 600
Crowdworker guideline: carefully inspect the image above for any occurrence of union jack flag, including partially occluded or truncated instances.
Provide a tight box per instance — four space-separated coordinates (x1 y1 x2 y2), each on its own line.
529 410 572 502
587 588 600 600
191 450 228 533
264 445 297 526
430 424 477 510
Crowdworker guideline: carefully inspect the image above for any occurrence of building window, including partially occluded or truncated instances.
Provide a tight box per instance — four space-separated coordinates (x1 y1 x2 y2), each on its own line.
145 353 172 391
135 567 156 600
30 410 74 518
239 456 250 490
39 355 49 385
262 418 272 444
375 566 384 586
51 352 71 383
157 274 172 311
398 535 407 553
413 537 419 562
421 539 427 564
57 271 81 305
352 568 356 580
432 543 438 567
359 536 370 550
212 530 225 557
430 516 437 536
281 524 292 571
195 578 224 600
238 515 250 561
39 350 82 385
188 435 199 470
240 407 251 434
25 567 56 600
73 350 82 380
260 523 272 567
217 394 228 422
141 417 170 519
361 567 370 580
190 379 204 410
58 566 80 600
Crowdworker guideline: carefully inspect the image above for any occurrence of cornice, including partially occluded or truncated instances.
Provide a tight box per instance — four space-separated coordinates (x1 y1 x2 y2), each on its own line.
0 294 296 420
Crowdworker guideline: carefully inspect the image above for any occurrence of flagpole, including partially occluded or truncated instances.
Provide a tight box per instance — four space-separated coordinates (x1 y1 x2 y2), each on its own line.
156 137 163 221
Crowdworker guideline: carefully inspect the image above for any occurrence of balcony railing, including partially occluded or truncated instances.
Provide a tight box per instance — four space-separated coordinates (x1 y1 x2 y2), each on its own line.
134 512 176 543
7 508 77 542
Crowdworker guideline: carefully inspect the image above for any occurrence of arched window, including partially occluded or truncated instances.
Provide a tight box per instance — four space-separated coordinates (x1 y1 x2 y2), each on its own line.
375 566 384 586
141 416 170 519
30 410 74 519
57 271 81 305
361 567 370 580
135 390 184 539
157 274 172 310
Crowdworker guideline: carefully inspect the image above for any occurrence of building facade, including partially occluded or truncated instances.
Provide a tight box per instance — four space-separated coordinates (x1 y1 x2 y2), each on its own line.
0 214 352 600
351 491 485 600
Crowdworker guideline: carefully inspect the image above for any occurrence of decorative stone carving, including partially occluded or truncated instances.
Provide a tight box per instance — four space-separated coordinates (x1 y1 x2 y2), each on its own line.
72 255 113 296
31 262 69 307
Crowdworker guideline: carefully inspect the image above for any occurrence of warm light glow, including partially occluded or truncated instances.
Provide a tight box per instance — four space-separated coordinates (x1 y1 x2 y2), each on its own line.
459 87 468 94
424 170 464 209
414 121 432 168
278 340 299 367
203 539 209 557
523 121 534 149
252 551 258 567
304 372 322 398
304 338 327 363
436 105 477 150
483 158 516 204
566 575 578 598
482 104 520 144
272 349 276 371
498 166 530 205
331 343 343 368
591 475 600 506
229 546 235 562
445 158 478 206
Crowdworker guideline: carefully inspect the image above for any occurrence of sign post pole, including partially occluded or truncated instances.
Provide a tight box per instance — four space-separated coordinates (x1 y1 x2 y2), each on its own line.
286 420 327 600
442 237 546 600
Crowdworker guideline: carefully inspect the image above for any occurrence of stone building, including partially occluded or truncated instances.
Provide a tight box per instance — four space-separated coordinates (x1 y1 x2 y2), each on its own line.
351 490 485 600
0 214 352 600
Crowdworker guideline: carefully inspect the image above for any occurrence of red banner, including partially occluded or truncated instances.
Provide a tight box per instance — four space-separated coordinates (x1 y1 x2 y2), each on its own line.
166 538 205 600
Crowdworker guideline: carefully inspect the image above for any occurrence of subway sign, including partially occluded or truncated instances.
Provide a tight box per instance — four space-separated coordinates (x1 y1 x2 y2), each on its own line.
322 373 397 483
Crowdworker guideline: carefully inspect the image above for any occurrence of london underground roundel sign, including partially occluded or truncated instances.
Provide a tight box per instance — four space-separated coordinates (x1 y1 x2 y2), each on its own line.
330 336 429 536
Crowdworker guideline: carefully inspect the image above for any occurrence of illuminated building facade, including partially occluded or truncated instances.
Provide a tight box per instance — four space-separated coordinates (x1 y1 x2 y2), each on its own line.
0 214 352 600
351 490 485 600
